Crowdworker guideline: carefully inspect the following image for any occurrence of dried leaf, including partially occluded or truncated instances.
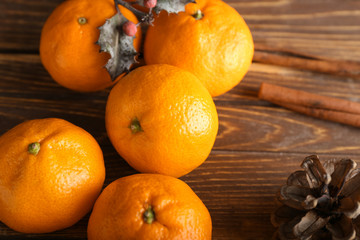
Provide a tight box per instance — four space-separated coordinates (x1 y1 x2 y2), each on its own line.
153 0 195 14
326 215 356 240
293 211 329 239
287 171 310 188
329 159 357 197
97 12 138 81
301 155 331 188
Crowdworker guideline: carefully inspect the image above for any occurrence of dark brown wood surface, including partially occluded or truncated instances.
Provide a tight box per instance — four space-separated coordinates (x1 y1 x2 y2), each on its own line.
1 0 360 239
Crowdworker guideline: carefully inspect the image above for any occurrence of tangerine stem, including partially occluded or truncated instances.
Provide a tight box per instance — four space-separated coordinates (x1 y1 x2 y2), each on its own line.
129 118 143 133
144 206 155 224
193 9 203 20
78 17 87 25
28 142 40 155
114 0 154 24
114 0 122 14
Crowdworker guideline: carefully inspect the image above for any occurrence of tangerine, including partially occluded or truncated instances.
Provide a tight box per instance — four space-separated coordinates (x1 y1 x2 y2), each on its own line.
105 64 218 177
40 0 142 92
87 174 212 240
144 0 254 97
0 118 105 233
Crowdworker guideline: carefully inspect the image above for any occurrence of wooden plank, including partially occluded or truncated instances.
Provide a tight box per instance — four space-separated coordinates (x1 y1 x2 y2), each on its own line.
216 63 360 154
219 62 360 103
0 0 62 52
230 0 360 62
1 0 360 64
1 54 360 155
1 55 360 238
0 1 359 239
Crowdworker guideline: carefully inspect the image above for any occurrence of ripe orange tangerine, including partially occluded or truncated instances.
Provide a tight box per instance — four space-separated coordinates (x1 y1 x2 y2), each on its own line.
0 118 105 233
105 64 218 177
88 174 212 240
144 0 254 97
40 0 142 92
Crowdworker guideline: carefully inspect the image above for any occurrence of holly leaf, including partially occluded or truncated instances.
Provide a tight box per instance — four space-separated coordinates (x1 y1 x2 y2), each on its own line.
97 12 137 81
153 0 195 14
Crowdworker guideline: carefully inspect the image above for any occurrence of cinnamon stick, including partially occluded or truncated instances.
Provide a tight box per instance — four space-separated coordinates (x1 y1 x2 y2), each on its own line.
275 102 360 128
258 83 360 127
259 83 360 114
253 51 360 79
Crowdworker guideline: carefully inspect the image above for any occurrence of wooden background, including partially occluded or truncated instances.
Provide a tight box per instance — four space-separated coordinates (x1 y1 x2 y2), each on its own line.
1 0 360 239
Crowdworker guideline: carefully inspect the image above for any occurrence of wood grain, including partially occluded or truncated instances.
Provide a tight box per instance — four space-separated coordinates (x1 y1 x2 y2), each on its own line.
1 55 360 239
0 0 360 239
1 55 360 155
0 0 62 52
1 0 360 63
231 0 360 62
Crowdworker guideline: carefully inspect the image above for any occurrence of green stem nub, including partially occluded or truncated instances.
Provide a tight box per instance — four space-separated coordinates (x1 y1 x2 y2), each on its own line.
144 206 155 224
78 17 87 25
193 9 203 20
28 142 40 156
129 118 143 134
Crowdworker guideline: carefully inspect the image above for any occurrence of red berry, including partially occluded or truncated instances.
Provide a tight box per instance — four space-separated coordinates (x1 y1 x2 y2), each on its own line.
122 21 137 37
144 0 157 9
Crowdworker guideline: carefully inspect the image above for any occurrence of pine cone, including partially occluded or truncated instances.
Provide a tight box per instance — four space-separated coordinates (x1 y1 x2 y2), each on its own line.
272 155 360 240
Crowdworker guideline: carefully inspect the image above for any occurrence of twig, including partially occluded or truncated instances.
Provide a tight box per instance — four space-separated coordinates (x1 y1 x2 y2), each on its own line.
115 0 153 24
258 82 360 127
253 51 360 79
